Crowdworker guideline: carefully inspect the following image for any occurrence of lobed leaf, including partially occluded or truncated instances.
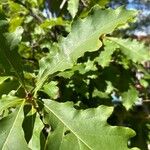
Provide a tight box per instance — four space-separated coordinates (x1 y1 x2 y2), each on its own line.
107 37 150 63
0 76 11 85
35 6 137 93
42 100 139 150
28 113 44 150
96 39 118 67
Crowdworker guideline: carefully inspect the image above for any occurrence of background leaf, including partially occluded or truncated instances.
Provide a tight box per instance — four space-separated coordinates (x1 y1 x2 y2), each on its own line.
121 86 139 110
67 0 79 18
96 39 118 67
0 16 25 88
107 37 150 63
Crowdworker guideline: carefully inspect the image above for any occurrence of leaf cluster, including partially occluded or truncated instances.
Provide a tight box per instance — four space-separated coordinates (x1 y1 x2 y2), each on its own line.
0 0 150 149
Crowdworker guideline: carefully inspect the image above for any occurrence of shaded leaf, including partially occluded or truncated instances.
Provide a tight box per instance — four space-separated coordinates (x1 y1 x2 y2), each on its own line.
0 16 25 88
0 76 11 85
0 79 19 97
43 100 139 150
40 18 67 29
87 0 109 7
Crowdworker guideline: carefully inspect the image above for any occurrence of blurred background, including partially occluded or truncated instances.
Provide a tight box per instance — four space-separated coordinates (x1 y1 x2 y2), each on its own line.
44 0 150 45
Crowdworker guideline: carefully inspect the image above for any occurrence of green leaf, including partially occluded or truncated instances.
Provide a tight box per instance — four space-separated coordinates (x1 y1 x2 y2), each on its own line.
43 100 139 150
43 81 59 99
107 37 150 63
96 39 118 67
98 0 110 6
0 79 19 97
0 95 23 114
88 0 110 7
35 6 137 93
0 76 11 85
28 112 44 150
0 101 29 150
0 16 25 88
40 18 67 29
68 0 79 18
121 86 139 110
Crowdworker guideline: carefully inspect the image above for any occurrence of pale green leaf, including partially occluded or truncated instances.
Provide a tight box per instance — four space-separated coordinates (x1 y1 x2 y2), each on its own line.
68 0 79 18
121 86 139 110
96 39 118 67
107 37 150 63
43 100 139 150
0 101 29 150
35 6 137 93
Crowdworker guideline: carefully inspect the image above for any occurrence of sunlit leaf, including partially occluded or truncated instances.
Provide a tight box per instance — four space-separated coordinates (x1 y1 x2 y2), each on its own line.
68 0 79 18
35 6 137 93
43 100 139 150
0 95 23 114
121 86 139 110
0 101 29 150
0 16 25 88
96 39 118 67
107 37 150 63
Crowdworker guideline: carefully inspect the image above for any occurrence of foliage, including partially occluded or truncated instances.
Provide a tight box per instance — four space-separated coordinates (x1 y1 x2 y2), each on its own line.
0 0 150 150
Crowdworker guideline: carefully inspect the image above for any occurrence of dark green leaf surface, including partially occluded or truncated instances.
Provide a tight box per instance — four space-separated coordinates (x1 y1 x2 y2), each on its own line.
0 76 11 85
28 112 44 150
